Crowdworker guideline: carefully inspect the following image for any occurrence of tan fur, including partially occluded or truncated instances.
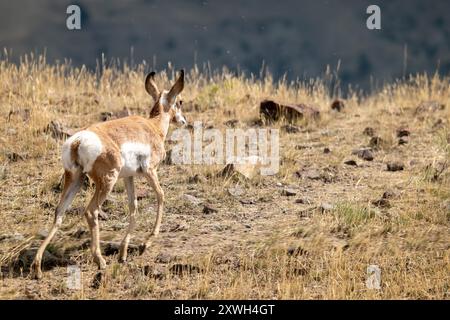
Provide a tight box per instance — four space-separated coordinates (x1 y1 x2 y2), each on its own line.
32 70 186 279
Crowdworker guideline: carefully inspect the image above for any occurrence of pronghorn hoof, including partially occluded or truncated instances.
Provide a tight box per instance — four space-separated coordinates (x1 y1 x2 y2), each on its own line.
118 257 127 264
33 269 43 280
30 262 43 280
95 258 107 270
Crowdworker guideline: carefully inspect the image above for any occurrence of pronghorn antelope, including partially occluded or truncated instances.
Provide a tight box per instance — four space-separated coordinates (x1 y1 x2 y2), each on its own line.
32 70 187 279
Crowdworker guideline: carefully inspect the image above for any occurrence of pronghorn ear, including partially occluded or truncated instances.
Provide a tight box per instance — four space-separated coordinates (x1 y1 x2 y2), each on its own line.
167 69 184 104
145 71 160 101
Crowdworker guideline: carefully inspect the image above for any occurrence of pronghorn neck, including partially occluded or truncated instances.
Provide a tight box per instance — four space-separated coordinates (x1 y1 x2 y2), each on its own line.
149 109 172 141
149 91 175 141
157 112 172 140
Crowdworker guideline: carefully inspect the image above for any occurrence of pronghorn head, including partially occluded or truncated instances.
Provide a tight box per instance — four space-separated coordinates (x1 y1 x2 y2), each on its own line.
145 70 187 126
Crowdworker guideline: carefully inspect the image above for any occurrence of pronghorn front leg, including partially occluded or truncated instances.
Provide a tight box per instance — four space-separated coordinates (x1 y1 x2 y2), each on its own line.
139 168 164 255
119 177 137 262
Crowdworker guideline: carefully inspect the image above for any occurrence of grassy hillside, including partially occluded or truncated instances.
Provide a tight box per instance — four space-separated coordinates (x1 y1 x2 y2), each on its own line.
0 54 449 299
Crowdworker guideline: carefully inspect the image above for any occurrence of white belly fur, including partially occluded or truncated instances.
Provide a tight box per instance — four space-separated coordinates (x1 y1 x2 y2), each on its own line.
119 142 152 178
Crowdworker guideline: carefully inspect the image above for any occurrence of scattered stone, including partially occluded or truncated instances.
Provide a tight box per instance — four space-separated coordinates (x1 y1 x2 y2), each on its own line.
281 124 301 133
352 148 374 161
297 169 321 180
398 136 409 145
294 142 325 150
155 252 174 264
45 120 75 140
224 119 240 128
369 137 383 150
188 174 205 184
16 248 68 270
281 188 297 197
320 202 335 213
382 190 398 199
260 99 320 123
323 147 331 154
203 204 218 214
372 198 391 208
169 263 204 276
219 156 263 179
396 128 410 137
102 241 139 256
91 272 104 289
228 185 245 197
183 194 203 205
387 162 405 172
296 168 337 183
295 198 312 205
143 265 166 279
331 99 345 112
239 199 256 205
168 222 189 232
363 127 376 137
71 227 87 239
344 160 358 166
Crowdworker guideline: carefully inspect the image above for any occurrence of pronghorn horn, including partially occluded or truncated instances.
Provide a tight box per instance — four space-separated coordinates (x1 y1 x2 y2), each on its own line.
145 71 159 101
167 69 185 104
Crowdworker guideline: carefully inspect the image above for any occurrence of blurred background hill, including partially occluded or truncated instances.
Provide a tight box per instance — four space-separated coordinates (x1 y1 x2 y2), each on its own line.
0 0 449 90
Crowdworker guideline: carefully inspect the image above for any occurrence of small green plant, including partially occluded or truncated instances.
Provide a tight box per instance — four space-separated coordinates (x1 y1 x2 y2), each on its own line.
332 203 375 229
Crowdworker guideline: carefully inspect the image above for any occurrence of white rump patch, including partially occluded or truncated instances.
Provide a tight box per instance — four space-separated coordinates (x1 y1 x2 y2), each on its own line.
62 130 103 173
119 142 152 178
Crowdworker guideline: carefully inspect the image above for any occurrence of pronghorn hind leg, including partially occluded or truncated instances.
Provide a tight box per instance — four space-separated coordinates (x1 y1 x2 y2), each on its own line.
119 177 137 262
139 168 164 255
84 171 118 270
32 169 85 279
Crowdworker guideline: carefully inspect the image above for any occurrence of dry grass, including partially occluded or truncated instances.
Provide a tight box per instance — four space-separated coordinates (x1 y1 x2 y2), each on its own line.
0 53 449 299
